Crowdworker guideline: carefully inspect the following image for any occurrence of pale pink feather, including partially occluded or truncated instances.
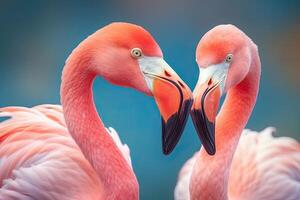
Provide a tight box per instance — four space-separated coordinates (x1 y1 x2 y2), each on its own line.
175 128 300 200
0 105 131 200
229 128 300 200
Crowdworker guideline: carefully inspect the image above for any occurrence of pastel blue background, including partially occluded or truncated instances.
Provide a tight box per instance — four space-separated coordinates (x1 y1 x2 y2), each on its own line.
0 1 299 199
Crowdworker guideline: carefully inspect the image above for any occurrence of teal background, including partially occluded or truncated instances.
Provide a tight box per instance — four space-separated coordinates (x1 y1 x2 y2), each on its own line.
0 1 299 199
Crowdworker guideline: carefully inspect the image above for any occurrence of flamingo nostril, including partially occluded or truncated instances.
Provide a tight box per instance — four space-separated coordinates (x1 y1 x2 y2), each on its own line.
164 70 171 77
208 78 212 86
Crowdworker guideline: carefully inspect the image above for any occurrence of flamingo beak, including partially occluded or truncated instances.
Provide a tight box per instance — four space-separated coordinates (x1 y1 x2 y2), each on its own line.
190 79 221 155
152 73 193 155
139 57 193 155
190 61 229 155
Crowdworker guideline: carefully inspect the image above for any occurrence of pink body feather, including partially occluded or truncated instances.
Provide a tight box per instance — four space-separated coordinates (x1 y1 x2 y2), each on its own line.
0 105 103 200
175 128 300 200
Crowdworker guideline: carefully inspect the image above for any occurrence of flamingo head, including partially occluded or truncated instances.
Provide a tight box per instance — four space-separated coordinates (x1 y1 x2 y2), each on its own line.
191 24 252 155
86 23 193 154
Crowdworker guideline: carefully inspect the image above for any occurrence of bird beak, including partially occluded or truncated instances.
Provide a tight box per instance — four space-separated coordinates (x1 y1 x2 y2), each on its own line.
190 61 229 155
139 57 193 155
190 62 229 155
190 79 221 155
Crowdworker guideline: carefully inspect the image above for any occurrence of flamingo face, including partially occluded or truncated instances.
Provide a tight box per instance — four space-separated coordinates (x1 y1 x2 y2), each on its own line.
190 25 251 155
91 23 193 154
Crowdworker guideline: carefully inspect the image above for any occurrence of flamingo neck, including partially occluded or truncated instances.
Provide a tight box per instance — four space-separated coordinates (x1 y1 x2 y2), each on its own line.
60 49 139 200
191 43 261 200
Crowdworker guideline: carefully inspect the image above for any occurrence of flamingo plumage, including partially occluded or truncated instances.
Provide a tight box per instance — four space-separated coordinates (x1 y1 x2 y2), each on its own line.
174 25 300 200
0 22 192 200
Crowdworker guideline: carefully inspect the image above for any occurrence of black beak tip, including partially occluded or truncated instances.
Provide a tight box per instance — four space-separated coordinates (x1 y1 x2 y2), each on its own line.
190 108 217 156
162 144 172 155
161 99 193 156
205 144 216 155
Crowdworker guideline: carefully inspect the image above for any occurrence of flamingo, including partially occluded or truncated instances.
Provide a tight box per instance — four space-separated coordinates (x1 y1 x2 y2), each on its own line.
0 22 193 200
174 24 300 200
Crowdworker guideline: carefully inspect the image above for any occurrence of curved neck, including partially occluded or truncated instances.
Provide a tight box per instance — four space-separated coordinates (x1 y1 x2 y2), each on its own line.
60 49 138 200
191 43 261 200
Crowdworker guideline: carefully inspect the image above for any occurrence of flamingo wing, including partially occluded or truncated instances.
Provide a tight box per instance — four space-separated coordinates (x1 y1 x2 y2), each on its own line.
228 127 300 200
174 152 198 200
105 127 132 169
0 105 132 200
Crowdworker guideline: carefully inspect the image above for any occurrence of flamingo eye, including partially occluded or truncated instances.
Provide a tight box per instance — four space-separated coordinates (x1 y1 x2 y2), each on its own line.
131 48 142 58
225 54 233 63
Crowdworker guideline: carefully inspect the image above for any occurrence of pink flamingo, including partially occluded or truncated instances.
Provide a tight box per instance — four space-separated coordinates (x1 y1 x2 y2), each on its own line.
175 25 300 200
0 22 193 200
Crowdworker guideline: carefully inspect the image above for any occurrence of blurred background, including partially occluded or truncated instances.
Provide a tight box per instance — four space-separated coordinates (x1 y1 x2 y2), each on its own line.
0 0 299 199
